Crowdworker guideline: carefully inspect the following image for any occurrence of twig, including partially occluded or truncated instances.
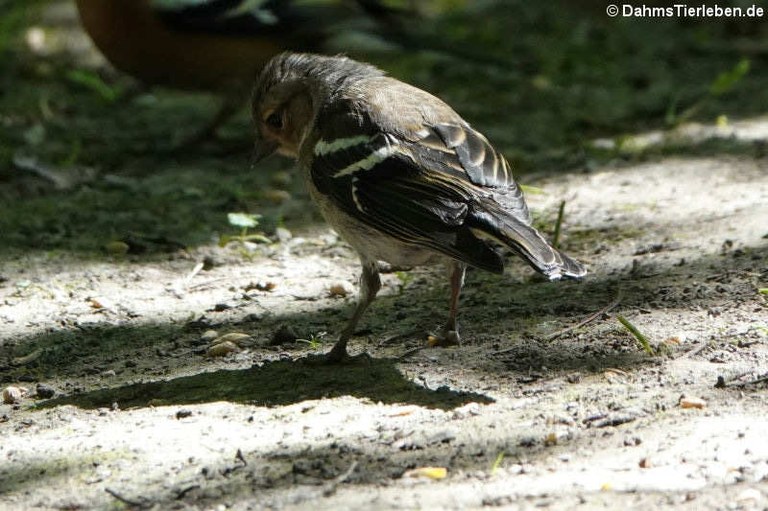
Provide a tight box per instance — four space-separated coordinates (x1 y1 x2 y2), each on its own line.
552 200 566 249
398 346 427 360
175 484 200 500
105 487 150 509
735 375 768 387
378 329 424 346
678 341 710 359
543 293 622 342
183 261 205 287
717 372 768 388
323 461 359 497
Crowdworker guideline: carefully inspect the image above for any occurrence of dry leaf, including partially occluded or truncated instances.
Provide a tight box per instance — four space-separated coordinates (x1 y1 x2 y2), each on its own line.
403 467 447 480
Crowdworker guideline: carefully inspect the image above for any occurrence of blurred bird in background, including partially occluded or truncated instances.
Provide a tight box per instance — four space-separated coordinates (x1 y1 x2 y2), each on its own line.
74 0 412 146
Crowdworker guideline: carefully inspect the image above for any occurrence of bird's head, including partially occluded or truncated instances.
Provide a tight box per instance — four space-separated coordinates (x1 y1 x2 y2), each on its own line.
251 52 385 162
251 54 315 161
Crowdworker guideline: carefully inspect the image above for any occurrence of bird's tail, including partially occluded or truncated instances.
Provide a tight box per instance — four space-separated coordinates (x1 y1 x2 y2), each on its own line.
469 210 587 280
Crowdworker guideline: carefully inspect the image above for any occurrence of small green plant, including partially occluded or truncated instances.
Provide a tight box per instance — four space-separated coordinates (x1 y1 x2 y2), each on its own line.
219 212 271 247
490 452 505 475
552 200 566 249
519 184 546 195
65 69 123 103
395 271 414 293
617 315 655 355
296 331 327 350
667 58 751 126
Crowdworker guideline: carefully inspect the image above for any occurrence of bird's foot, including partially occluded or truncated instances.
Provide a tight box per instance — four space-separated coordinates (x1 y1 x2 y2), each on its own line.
323 339 372 364
427 329 461 348
323 350 372 365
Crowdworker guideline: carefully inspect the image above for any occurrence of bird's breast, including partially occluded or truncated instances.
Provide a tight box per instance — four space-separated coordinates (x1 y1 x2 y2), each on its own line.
304 174 441 267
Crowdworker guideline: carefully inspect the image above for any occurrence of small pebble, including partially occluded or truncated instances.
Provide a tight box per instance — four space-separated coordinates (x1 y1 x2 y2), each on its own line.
200 330 219 342
272 325 298 345
212 333 252 347
680 396 706 409
176 409 193 419
2 386 28 404
207 341 240 357
328 283 352 298
36 383 55 399
275 227 292 242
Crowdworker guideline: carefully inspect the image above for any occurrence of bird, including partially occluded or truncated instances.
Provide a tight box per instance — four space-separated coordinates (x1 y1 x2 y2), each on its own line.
251 52 587 361
74 0 407 146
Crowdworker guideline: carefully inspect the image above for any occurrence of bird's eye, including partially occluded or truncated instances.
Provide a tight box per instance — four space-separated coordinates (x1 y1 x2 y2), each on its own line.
265 111 283 129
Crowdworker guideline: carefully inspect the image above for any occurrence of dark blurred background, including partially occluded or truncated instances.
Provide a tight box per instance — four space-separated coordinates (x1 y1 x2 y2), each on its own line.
1 0 766 255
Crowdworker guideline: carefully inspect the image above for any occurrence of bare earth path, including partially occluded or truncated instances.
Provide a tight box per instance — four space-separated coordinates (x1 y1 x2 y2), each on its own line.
1 135 767 509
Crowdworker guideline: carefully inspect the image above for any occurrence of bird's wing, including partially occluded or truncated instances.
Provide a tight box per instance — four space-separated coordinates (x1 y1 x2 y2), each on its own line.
405 122 532 225
309 108 585 278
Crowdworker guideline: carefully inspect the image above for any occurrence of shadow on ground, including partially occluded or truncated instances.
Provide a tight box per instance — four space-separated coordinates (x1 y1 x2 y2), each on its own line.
38 356 493 411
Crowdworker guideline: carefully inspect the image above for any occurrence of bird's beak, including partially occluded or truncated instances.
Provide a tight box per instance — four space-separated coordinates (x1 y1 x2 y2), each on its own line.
251 138 279 164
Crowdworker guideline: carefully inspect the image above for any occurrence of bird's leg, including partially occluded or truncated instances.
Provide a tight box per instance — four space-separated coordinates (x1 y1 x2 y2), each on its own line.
326 259 381 362
430 261 466 347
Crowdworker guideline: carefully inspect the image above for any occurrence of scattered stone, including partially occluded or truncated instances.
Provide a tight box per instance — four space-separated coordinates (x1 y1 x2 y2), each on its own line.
452 402 481 419
212 333 252 347
176 409 193 419
245 281 276 292
680 396 706 409
623 436 642 446
328 282 352 298
2 386 28 404
200 330 219 342
206 341 240 357
275 227 292 243
36 383 55 399
271 325 298 345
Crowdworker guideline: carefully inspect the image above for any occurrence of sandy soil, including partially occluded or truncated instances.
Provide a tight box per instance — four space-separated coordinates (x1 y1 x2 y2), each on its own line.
1 130 767 509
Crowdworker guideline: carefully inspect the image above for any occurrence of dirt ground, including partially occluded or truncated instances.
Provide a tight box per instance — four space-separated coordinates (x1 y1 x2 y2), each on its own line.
2 2 768 509
2 119 767 509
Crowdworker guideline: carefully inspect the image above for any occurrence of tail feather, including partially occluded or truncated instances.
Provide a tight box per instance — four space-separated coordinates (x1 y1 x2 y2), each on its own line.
468 209 587 280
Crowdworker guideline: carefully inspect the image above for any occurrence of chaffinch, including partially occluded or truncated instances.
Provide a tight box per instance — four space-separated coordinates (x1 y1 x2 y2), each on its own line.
74 0 404 144
251 52 587 361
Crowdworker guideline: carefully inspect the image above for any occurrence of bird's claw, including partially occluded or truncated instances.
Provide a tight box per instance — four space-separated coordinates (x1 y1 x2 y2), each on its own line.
427 329 461 347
